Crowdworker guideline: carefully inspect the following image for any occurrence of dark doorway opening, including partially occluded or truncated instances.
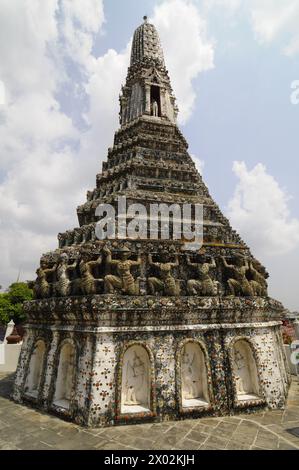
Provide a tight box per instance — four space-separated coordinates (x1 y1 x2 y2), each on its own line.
150 85 161 117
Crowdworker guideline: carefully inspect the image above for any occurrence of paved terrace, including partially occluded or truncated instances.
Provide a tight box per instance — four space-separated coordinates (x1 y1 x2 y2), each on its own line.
0 373 299 450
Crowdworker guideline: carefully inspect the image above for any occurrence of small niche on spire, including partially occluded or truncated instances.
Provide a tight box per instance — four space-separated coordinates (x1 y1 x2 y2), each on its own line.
150 85 161 117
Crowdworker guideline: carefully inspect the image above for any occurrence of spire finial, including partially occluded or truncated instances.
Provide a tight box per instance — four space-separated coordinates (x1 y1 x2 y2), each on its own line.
143 15 148 23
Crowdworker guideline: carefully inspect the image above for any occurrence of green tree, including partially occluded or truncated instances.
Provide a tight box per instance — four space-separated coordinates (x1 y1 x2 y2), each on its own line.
0 282 33 325
0 294 11 325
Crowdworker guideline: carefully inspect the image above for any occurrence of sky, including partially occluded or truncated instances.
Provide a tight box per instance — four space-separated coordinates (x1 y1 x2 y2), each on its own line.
0 0 298 310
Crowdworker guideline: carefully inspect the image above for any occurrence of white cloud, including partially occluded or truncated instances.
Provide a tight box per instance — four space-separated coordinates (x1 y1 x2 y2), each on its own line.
59 0 105 67
251 0 299 56
227 161 299 257
0 80 5 105
82 46 130 161
227 161 299 310
202 0 299 57
151 0 214 124
191 154 205 174
202 0 241 13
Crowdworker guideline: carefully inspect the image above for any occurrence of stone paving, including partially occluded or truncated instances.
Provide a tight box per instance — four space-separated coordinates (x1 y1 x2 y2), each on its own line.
0 373 299 450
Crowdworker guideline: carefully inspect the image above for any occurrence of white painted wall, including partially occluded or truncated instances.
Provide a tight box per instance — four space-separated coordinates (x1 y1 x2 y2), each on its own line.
0 321 22 372
0 343 22 372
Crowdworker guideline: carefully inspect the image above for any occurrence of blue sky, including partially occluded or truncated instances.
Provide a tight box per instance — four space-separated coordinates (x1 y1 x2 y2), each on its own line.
0 0 298 310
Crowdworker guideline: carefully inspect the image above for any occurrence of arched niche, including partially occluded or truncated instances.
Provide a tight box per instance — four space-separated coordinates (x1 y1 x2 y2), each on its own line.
25 340 46 397
150 85 161 117
53 342 76 410
181 342 210 408
232 339 260 401
121 344 151 414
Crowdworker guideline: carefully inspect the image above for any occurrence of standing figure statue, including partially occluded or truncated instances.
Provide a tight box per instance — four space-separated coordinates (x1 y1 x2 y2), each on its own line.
148 253 180 296
103 246 141 295
55 254 78 297
151 100 159 117
221 254 254 297
124 351 146 406
34 261 56 298
249 260 268 296
181 347 199 400
186 256 218 296
79 254 103 295
233 348 246 395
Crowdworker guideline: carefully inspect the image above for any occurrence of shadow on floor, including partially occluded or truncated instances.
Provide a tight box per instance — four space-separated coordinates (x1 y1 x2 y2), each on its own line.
0 373 15 399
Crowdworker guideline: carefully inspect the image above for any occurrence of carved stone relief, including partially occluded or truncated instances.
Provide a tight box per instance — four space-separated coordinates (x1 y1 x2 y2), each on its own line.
181 342 209 408
53 342 76 410
232 340 260 401
24 340 46 397
121 345 151 414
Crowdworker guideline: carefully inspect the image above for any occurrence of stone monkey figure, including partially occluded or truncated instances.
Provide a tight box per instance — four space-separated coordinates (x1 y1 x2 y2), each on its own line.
34 261 57 298
65 230 74 247
81 225 91 244
58 233 66 249
103 246 141 295
55 254 78 297
249 260 268 296
148 253 180 296
79 254 103 295
186 256 218 296
73 229 82 245
221 254 254 297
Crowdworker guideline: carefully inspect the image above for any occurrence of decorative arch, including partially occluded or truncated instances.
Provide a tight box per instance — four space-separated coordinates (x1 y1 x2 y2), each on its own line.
24 339 46 398
229 337 262 403
177 339 213 410
118 342 155 416
53 339 77 410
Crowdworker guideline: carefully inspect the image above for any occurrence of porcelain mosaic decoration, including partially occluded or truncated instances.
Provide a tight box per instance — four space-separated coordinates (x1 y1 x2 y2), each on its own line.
13 18 290 427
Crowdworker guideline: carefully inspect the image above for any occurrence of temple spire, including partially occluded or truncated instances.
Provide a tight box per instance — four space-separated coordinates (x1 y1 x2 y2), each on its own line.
120 19 178 126
130 18 165 67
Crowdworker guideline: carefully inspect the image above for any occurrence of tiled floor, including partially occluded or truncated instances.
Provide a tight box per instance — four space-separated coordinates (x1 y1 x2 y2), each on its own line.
0 373 299 450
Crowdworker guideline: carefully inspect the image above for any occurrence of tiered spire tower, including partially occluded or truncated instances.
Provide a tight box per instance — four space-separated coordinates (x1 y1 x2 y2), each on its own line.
13 19 289 428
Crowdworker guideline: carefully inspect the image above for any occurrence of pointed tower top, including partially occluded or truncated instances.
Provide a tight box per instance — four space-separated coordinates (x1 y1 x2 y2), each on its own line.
130 18 165 67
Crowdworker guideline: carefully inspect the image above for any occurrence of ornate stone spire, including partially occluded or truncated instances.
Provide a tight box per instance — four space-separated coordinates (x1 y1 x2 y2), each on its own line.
120 18 178 126
130 17 165 67
14 17 288 429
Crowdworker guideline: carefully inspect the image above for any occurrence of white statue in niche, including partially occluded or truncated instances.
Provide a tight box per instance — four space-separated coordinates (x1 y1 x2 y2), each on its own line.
233 340 260 400
121 345 150 413
233 349 246 395
25 340 46 396
53 343 75 408
181 348 199 399
152 100 159 117
181 342 209 407
124 351 146 405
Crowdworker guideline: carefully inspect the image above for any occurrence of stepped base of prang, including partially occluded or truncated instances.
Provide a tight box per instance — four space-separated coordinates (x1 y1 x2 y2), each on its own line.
12 294 291 427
